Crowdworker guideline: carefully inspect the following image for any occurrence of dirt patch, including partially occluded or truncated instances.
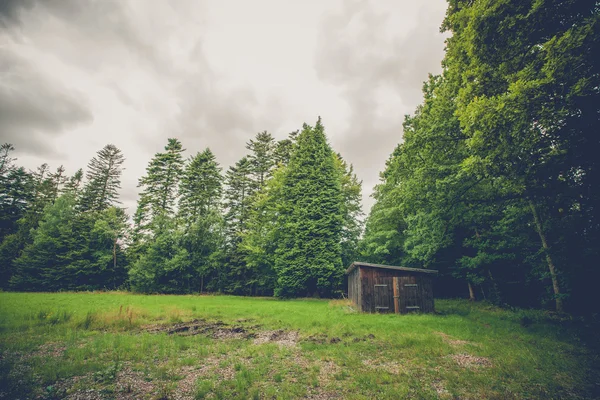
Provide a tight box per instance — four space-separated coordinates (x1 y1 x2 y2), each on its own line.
362 359 404 374
450 353 492 368
144 319 255 339
435 332 472 346
432 380 450 398
27 342 66 360
317 360 341 384
308 333 375 345
253 330 299 348
305 391 341 400
112 368 155 400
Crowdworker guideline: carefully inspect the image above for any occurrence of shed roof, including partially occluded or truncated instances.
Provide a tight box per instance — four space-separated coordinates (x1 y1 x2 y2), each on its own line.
345 261 438 275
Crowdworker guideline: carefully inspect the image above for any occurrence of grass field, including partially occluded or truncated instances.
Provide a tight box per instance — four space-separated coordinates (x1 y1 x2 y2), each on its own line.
0 292 598 399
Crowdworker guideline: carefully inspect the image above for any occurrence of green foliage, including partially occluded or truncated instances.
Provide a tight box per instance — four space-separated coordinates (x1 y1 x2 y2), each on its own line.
9 193 128 291
361 0 600 311
274 119 344 297
334 154 363 269
134 138 185 240
178 148 222 223
78 144 125 212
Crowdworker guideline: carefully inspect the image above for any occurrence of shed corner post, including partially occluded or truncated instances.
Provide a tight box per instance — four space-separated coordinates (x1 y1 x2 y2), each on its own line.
393 276 400 314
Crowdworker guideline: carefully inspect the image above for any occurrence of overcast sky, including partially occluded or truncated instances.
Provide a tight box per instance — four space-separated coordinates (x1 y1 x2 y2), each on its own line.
1 0 448 216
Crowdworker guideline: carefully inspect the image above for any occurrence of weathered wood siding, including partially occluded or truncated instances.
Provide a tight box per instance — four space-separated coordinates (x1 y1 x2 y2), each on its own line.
348 265 435 314
347 266 361 310
395 274 435 314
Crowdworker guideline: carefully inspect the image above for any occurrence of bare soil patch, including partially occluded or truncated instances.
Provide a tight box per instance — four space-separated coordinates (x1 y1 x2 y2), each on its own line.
450 353 492 368
253 329 299 348
144 319 258 339
362 359 404 374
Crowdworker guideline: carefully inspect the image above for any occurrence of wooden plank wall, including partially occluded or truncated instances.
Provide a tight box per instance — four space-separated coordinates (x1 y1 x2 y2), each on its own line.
356 266 435 314
347 267 360 310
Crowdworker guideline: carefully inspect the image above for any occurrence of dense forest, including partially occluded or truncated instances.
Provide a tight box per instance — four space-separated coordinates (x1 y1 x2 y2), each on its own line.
0 120 363 299
1 0 598 313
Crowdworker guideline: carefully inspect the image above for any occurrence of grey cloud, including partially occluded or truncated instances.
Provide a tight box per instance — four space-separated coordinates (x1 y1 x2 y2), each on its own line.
0 0 35 27
0 49 93 157
1 0 161 73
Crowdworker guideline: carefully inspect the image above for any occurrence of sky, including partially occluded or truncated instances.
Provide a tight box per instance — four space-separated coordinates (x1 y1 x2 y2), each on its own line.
0 0 448 217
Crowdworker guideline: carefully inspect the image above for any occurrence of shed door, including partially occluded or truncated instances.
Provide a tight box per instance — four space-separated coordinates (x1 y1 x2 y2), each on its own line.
401 276 420 312
374 278 393 312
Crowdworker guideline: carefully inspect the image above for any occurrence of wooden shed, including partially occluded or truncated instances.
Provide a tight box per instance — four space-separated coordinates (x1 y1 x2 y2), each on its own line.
346 262 438 314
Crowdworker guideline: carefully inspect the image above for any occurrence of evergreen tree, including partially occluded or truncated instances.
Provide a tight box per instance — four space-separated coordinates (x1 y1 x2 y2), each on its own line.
236 165 286 295
178 148 222 224
0 144 34 241
223 157 253 242
133 138 185 238
0 162 72 288
274 118 343 297
79 144 125 212
246 131 276 189
273 131 299 166
10 193 80 290
335 154 363 269
63 169 84 195
177 148 225 293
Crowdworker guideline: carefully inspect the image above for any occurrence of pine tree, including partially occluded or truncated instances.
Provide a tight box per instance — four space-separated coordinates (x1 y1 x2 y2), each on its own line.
134 138 185 237
178 148 225 293
236 165 286 295
273 131 299 166
10 193 80 290
79 144 125 212
178 148 222 224
246 131 276 189
0 144 34 241
224 157 254 242
274 118 343 297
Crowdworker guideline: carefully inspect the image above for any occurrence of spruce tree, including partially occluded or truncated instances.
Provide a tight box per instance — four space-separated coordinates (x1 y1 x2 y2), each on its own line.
246 131 276 189
178 148 222 224
10 193 80 290
134 138 185 236
223 157 253 242
335 154 363 269
274 118 343 297
178 148 225 293
79 144 125 212
273 131 299 166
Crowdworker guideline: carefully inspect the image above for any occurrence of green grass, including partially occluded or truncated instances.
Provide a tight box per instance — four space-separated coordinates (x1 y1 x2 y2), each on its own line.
0 292 597 399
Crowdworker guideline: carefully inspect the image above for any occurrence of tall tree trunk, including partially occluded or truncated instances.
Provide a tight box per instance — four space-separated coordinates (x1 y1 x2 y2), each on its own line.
529 200 563 312
468 282 476 301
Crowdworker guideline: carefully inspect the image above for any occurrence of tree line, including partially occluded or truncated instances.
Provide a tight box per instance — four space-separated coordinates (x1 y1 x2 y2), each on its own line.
360 0 599 313
0 118 362 297
1 1 596 312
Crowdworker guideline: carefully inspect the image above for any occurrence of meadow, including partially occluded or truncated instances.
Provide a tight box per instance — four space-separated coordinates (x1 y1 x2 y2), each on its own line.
0 292 598 399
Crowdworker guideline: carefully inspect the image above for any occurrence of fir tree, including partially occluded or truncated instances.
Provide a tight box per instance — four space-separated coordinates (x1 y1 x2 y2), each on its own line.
79 144 125 212
274 118 343 297
178 148 222 224
223 157 253 242
134 138 185 237
246 131 276 189
273 130 299 166
335 154 363 269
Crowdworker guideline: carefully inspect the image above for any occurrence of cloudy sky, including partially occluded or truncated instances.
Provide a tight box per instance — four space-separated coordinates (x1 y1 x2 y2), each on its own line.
1 0 448 216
